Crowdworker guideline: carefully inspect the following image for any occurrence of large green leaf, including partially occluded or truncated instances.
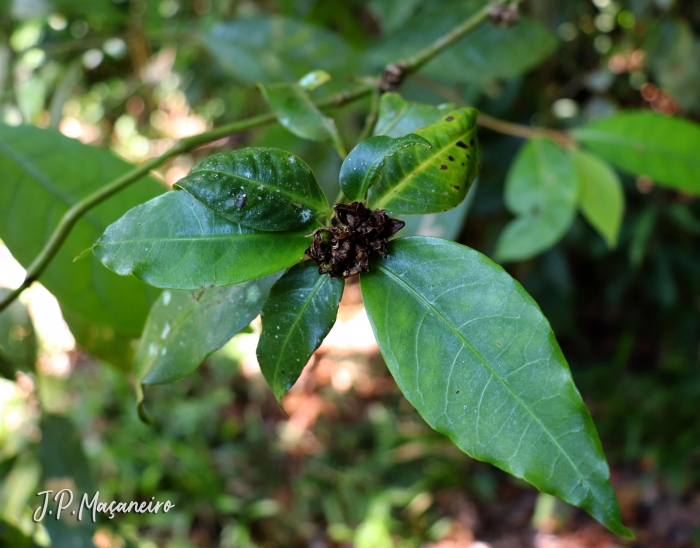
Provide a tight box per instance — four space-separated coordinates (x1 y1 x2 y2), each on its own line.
258 84 346 157
203 17 354 84
257 261 344 401
339 134 432 202
361 237 631 537
368 0 557 85
0 288 36 379
134 274 280 385
573 111 700 194
572 150 624 248
495 139 578 262
373 93 454 140
0 125 162 365
176 148 329 231
94 191 309 290
368 108 479 214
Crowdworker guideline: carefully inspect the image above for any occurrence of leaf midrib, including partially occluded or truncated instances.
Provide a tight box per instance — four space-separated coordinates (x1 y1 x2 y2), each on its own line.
371 122 475 209
375 262 617 523
270 274 329 398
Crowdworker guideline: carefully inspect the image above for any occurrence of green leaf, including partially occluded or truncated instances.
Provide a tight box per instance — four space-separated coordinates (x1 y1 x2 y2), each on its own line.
0 288 37 379
369 1 557 85
361 237 632 538
258 84 346 157
257 261 344 401
298 70 331 91
368 108 479 215
373 93 454 139
176 148 329 231
204 16 354 85
495 139 578 262
373 93 467 239
573 111 700 194
0 519 38 548
38 415 96 548
571 150 624 248
0 125 162 366
134 274 280 385
339 134 432 202
94 191 309 290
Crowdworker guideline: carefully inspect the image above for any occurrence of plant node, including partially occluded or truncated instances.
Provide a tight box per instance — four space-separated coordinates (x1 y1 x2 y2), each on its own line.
306 202 405 278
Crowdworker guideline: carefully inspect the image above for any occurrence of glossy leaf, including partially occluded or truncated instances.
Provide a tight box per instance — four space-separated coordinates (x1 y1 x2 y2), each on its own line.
204 17 354 84
176 148 329 231
373 93 468 239
368 108 479 214
374 93 454 139
257 261 344 401
0 288 37 379
573 111 700 194
369 1 557 85
340 134 432 202
94 191 309 290
135 274 280 385
0 125 162 366
495 139 578 262
259 84 346 157
572 150 624 248
361 237 631 538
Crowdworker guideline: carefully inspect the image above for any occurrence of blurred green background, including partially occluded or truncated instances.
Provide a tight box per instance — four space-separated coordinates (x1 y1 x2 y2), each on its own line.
1 0 700 546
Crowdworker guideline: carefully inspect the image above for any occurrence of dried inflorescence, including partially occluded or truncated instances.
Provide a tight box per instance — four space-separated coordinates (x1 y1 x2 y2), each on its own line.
305 202 405 278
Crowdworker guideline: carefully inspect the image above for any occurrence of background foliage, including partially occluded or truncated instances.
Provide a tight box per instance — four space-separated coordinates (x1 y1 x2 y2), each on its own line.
1 0 700 546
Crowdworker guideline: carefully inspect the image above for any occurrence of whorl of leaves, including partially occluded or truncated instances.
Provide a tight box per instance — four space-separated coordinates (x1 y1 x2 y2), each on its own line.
305 202 405 278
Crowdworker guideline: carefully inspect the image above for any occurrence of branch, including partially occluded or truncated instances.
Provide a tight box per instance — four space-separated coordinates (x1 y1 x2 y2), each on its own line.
412 75 575 148
379 0 512 91
0 1 507 313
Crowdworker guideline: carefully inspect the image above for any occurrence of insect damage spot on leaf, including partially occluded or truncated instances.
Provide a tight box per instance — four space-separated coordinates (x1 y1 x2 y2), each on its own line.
441 165 448 170
456 141 468 149
446 115 455 121
305 202 404 278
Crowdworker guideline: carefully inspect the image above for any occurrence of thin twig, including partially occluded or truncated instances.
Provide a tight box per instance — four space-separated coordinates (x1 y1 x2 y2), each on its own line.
412 74 575 148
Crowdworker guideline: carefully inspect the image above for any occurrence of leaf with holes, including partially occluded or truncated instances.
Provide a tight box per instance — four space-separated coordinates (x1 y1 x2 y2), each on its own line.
134 274 280 386
573 111 700 194
257 261 344 401
361 237 632 538
339 134 432 202
94 191 309 289
176 148 329 231
495 138 578 262
258 84 346 157
0 125 162 368
373 93 473 241
367 108 479 215
572 150 624 248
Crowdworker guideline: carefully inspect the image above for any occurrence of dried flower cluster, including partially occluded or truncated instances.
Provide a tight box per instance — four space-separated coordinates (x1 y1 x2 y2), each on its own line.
306 202 405 278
